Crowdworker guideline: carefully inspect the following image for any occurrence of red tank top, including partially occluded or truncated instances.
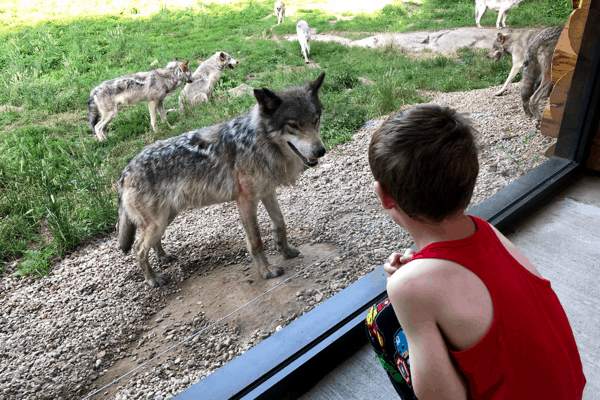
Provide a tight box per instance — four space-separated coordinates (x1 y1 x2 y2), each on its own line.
410 216 586 400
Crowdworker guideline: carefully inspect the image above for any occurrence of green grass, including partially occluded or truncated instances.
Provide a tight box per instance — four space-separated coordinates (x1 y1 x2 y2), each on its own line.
0 0 573 276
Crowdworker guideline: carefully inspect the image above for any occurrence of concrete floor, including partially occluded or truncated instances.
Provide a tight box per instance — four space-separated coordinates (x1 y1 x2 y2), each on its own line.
302 174 600 400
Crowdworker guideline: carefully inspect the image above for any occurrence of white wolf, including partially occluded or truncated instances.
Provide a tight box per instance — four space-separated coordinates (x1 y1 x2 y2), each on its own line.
475 0 525 29
274 1 286 25
296 20 311 64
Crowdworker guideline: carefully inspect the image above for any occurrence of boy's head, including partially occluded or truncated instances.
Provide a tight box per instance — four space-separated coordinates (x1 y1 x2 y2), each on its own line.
368 104 479 223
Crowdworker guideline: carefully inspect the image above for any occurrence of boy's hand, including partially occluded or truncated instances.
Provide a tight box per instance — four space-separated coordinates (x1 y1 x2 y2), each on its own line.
383 248 416 278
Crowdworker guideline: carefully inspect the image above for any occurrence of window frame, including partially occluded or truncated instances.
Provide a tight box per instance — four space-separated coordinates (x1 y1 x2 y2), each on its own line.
175 5 600 399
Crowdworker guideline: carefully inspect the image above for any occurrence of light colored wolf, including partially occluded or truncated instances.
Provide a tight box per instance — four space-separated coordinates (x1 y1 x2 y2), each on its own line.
475 0 524 29
274 1 285 25
296 20 311 64
117 73 327 287
88 60 192 141
521 26 563 121
487 29 539 96
166 52 238 114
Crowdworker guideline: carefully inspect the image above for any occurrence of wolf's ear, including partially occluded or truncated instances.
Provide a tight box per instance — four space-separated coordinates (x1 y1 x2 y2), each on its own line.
308 72 326 96
220 52 226 61
254 88 282 115
181 60 189 71
498 33 507 43
173 57 178 61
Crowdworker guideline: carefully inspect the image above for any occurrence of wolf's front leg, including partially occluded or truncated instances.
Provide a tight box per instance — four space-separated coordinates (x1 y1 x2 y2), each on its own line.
157 99 173 129
262 191 300 259
495 62 523 96
135 226 171 287
154 240 178 264
237 195 283 279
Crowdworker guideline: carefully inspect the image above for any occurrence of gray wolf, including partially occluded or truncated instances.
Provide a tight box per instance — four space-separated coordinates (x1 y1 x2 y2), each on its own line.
274 1 285 25
475 0 524 29
487 29 539 96
117 72 327 287
296 20 311 64
521 25 562 121
166 52 238 114
88 60 192 141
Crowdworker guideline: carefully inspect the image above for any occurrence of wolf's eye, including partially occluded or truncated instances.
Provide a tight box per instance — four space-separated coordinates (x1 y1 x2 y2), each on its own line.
287 123 298 129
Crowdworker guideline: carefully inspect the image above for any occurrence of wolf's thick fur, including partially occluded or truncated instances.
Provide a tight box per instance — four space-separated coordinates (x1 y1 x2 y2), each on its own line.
88 60 192 141
274 1 285 25
166 52 238 114
118 73 327 287
521 26 562 121
487 29 540 96
296 20 311 64
475 0 524 29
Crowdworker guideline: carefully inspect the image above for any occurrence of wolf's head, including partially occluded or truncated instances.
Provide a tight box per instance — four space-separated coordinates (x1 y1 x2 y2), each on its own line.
212 52 239 71
165 58 194 83
253 72 326 167
487 33 509 62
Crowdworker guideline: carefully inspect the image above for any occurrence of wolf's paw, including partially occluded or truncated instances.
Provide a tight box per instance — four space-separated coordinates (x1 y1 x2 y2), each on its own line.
159 253 178 264
282 246 300 259
146 273 171 288
260 265 284 279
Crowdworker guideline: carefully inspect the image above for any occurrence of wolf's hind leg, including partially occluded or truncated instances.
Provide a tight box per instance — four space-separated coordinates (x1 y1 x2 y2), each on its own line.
237 195 283 279
529 68 553 121
148 101 158 132
521 64 538 118
262 192 300 259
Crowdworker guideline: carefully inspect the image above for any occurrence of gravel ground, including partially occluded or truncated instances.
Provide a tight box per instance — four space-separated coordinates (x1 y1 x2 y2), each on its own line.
0 82 555 400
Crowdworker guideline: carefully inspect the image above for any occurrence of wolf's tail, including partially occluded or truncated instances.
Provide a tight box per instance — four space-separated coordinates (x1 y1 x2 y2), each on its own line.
88 95 100 135
117 177 136 254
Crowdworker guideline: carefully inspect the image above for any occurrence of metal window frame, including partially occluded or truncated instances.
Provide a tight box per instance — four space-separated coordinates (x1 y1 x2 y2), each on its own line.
175 5 600 399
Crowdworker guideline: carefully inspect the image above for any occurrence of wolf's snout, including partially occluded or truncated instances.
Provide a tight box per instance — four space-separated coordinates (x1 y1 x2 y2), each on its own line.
314 147 326 158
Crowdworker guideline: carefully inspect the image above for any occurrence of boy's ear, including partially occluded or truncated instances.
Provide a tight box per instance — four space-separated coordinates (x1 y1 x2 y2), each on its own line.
374 181 396 210
253 87 282 115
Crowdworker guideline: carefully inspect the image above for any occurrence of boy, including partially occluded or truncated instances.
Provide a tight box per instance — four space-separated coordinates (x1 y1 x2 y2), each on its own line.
365 104 586 399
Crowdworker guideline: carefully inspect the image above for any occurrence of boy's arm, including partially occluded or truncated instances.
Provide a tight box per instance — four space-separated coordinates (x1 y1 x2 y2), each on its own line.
387 266 468 400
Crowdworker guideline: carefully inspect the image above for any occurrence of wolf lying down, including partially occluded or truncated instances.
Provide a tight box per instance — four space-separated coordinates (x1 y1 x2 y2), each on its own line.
118 73 327 287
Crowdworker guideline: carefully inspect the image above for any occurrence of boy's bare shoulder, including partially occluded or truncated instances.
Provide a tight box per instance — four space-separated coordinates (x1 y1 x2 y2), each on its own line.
387 257 465 301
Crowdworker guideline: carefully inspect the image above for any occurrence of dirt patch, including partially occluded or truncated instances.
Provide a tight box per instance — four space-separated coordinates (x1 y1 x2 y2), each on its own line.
92 242 337 398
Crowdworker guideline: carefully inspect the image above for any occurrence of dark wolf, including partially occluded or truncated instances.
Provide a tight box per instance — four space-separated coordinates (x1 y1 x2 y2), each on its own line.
521 26 563 121
117 73 327 287
88 60 193 141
